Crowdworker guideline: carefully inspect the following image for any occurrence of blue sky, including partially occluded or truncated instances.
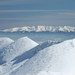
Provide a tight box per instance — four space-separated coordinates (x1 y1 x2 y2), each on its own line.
0 0 75 29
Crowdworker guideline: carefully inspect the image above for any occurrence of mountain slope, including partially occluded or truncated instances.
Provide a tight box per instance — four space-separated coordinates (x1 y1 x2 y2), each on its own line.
0 37 38 64
10 39 75 75
0 37 14 50
12 40 60 64
1 40 60 75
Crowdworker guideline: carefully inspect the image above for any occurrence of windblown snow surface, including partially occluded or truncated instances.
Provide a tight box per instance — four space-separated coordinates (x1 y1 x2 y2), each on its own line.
0 37 75 75
10 39 75 75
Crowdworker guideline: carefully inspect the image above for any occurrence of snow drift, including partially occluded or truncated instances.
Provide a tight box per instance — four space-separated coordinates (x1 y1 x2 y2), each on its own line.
10 39 75 75
0 37 38 64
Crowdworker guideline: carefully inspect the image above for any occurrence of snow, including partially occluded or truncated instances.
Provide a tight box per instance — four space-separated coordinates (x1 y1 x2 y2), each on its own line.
0 38 60 75
1 40 59 75
12 40 60 64
10 39 75 75
0 37 14 64
0 37 14 74
0 37 38 64
0 37 14 49
0 37 75 75
1 26 75 32
0 37 38 75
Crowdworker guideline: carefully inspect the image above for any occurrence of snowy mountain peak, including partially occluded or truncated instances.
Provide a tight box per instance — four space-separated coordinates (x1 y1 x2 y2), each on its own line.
17 37 28 40
0 37 38 64
16 37 33 42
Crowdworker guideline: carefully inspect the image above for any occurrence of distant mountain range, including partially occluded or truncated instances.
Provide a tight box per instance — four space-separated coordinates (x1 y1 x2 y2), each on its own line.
0 26 75 32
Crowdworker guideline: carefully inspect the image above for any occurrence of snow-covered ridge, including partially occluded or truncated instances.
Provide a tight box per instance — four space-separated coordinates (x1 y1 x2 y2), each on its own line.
0 37 75 75
1 26 75 32
0 37 60 75
10 38 75 75
0 37 38 64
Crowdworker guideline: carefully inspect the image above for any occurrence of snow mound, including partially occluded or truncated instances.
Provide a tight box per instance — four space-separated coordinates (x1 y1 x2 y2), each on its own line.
10 39 75 75
0 37 14 50
0 37 38 64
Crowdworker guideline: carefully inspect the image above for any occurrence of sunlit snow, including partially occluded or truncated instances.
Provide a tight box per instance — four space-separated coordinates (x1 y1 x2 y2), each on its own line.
0 37 75 75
